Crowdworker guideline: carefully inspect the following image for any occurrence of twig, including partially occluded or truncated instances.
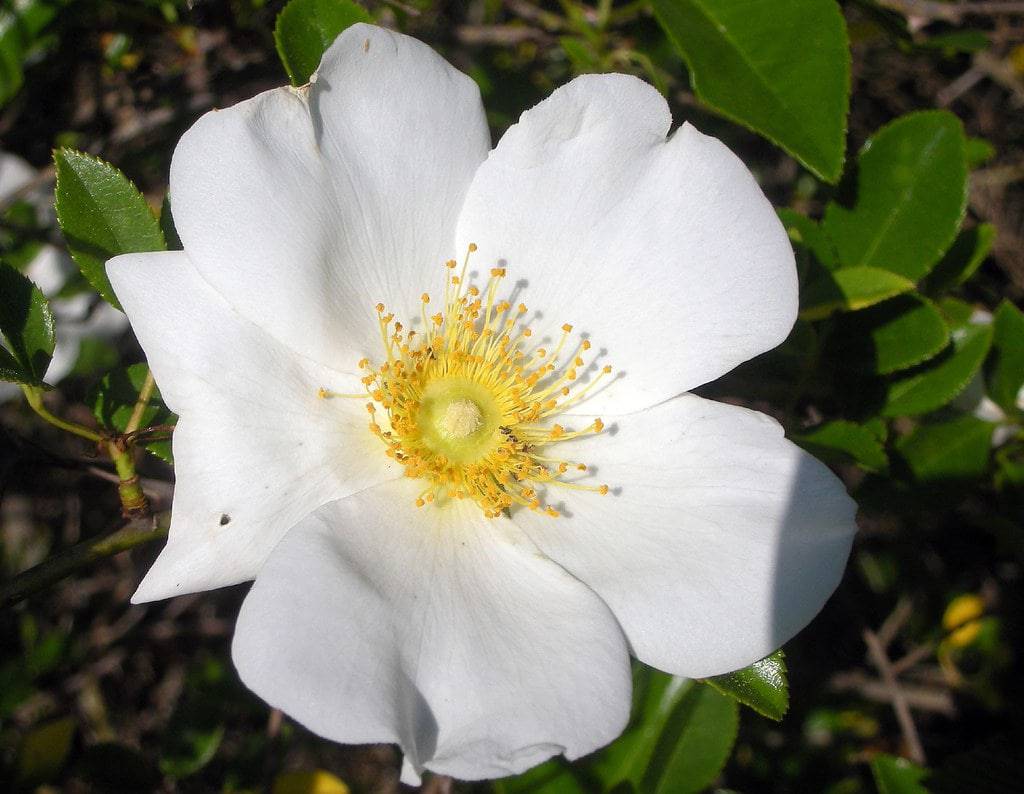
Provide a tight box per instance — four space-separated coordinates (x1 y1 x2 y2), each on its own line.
877 596 914 649
863 628 927 764
830 670 956 715
937 66 986 107
0 512 169 609
455 24 554 46
891 642 937 676
880 0 1024 21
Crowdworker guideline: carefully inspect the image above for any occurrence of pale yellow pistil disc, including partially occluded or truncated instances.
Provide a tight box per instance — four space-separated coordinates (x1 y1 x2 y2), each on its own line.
417 378 503 464
441 399 482 439
346 245 613 518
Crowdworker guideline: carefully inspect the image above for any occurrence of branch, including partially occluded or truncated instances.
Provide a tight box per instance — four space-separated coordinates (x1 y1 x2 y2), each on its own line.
880 0 1024 21
1 512 169 609
863 628 928 764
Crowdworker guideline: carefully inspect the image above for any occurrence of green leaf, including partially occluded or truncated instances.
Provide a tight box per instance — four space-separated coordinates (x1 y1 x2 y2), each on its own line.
0 263 55 385
645 684 739 794
823 111 968 281
703 649 789 720
0 0 58 106
650 0 849 182
918 29 989 55
274 0 371 85
15 716 76 786
779 208 840 272
937 296 974 328
160 193 183 250
883 322 993 417
871 753 930 794
590 671 737 793
793 421 889 473
800 266 915 321
493 759 586 794
53 148 167 310
90 363 175 462
896 415 994 482
922 223 995 295
986 301 1024 416
831 293 949 375
589 668 691 787
159 724 224 780
965 136 996 169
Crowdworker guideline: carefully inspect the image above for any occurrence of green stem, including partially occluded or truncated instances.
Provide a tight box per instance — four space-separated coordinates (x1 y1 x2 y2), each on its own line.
123 369 156 434
0 513 170 609
107 441 149 516
21 385 103 442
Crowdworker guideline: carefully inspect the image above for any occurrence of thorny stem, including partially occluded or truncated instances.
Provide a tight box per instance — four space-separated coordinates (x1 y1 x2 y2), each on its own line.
0 512 170 609
21 385 103 443
124 368 156 434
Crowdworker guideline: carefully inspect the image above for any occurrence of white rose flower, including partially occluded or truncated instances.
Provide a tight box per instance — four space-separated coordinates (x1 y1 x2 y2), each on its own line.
107 24 857 784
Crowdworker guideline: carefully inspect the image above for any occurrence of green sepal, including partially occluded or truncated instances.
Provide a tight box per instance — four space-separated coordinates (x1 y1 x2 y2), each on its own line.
703 649 789 721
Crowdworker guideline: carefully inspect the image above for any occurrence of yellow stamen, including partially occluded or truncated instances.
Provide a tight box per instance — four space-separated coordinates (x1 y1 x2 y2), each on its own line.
355 246 614 517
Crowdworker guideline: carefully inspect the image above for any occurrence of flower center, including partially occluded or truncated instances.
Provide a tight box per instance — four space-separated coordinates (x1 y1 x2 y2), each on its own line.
323 244 612 518
438 398 483 439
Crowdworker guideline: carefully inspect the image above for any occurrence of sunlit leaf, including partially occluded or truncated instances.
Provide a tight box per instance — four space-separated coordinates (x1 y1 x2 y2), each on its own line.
831 293 949 375
800 266 915 321
883 322 993 417
823 111 967 281
651 0 849 181
54 148 166 310
274 0 371 85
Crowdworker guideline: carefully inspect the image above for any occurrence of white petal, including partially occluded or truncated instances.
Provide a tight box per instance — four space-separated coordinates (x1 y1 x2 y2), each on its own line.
456 74 796 415
169 23 490 372
232 480 632 780
512 394 857 677
108 251 398 601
